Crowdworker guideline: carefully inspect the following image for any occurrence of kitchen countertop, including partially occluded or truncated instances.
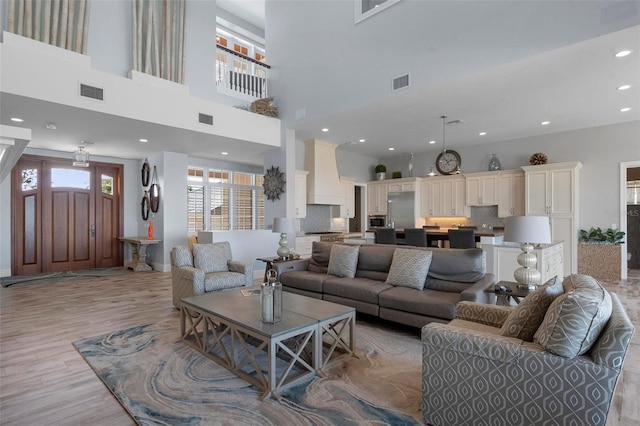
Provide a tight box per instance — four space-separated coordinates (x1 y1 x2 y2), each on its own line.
368 227 504 237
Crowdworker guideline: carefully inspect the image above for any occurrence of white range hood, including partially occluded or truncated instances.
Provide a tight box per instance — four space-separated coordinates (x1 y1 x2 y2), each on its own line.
304 139 343 205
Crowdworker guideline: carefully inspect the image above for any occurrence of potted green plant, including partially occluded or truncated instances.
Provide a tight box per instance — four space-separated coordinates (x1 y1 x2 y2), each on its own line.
375 164 387 180
578 227 625 281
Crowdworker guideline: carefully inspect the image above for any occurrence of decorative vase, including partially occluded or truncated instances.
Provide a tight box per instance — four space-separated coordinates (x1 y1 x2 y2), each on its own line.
147 220 154 240
376 172 386 180
261 269 282 323
488 154 502 171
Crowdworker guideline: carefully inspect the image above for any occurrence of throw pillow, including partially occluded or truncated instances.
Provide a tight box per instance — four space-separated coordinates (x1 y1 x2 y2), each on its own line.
385 248 433 291
534 280 612 359
327 244 359 278
192 243 231 273
499 276 563 341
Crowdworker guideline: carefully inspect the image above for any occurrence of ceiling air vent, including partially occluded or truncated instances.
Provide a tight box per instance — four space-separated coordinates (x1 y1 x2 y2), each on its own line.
392 74 410 91
199 113 213 125
79 83 104 101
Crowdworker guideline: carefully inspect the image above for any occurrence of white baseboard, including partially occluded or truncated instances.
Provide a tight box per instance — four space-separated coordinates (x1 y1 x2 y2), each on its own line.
0 268 11 278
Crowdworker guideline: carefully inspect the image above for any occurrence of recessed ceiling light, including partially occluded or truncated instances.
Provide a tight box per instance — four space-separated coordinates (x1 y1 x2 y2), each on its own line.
10 117 23 122
478 132 487 136
541 121 550 126
620 107 631 112
46 122 57 129
139 138 148 142
321 128 329 132
388 147 395 151
617 84 631 91
359 139 366 143
221 152 228 155
429 140 436 144
615 50 632 58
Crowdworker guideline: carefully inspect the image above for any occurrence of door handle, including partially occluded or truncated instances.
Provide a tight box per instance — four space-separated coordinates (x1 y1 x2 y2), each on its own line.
90 224 96 237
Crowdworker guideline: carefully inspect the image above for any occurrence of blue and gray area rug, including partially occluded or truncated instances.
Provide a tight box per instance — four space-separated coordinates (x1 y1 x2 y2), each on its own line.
73 319 423 425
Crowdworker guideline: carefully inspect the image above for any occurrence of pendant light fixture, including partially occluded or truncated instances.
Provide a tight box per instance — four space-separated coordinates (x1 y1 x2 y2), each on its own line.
72 146 90 167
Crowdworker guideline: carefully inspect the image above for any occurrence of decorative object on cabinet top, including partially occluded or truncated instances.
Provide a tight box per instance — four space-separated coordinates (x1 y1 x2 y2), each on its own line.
529 152 548 165
375 164 386 180
488 154 502 171
263 166 286 201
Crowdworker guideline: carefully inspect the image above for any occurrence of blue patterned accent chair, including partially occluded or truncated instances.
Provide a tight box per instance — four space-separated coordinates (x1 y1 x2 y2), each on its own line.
421 274 634 426
170 242 254 308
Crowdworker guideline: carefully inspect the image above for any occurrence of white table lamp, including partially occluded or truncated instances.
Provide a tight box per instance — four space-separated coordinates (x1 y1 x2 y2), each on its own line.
273 217 295 260
504 216 552 289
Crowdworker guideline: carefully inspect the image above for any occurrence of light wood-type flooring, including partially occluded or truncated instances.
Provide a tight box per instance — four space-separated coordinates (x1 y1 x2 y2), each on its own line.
1 270 639 425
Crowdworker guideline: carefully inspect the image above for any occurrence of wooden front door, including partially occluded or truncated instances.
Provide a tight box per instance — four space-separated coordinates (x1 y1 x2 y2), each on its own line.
12 155 123 275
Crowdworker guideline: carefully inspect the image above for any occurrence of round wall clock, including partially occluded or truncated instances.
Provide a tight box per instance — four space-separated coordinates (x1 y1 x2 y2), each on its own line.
435 150 462 175
263 166 286 201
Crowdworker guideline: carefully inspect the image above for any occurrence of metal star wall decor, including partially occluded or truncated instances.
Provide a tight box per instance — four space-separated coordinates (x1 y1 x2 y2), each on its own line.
263 166 286 201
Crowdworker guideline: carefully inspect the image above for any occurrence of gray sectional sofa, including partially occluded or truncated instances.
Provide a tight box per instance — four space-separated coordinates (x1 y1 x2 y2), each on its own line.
272 241 495 328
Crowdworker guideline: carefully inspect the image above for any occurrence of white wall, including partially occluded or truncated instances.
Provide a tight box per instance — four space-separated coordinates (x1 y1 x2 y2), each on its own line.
0 175 11 276
380 121 640 232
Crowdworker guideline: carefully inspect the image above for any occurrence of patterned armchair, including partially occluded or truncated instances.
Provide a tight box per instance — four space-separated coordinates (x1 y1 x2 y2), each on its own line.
422 276 634 426
170 242 254 308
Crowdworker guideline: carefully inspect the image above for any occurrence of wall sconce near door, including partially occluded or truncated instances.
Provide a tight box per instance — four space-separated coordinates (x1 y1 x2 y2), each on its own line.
72 146 89 167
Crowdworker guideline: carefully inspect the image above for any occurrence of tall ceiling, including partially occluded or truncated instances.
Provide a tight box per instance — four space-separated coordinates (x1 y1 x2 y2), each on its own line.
1 1 638 166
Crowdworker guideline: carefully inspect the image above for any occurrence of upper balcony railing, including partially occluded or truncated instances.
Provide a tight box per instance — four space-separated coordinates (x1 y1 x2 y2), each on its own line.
216 44 270 101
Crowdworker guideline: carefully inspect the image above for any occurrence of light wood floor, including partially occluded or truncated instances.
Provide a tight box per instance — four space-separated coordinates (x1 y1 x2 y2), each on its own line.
1 270 639 425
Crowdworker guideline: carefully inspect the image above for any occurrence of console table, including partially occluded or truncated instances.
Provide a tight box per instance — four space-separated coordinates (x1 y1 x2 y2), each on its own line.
119 237 161 271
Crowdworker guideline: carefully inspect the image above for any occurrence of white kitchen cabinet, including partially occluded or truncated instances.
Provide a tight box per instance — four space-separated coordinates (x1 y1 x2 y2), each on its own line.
421 176 468 217
465 172 498 206
367 182 388 215
295 235 321 258
387 178 418 193
339 177 356 218
522 161 581 274
294 170 309 218
486 241 564 283
497 170 525 218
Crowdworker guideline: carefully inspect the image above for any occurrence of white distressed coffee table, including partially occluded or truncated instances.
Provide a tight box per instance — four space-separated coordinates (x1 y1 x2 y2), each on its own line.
180 288 355 399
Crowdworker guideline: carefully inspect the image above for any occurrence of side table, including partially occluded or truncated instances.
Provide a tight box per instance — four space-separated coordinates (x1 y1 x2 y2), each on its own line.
119 237 161 271
257 256 292 282
485 281 534 306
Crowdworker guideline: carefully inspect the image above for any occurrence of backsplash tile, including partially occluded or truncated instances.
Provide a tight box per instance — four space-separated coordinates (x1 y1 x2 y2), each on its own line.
300 205 332 232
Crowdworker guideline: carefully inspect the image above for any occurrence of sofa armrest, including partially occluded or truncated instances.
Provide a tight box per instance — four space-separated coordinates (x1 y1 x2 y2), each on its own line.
171 266 205 308
455 301 513 328
228 261 254 286
458 273 496 304
272 259 310 276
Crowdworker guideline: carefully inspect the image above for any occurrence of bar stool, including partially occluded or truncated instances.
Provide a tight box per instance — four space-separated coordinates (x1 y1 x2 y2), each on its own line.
375 228 397 245
404 228 427 247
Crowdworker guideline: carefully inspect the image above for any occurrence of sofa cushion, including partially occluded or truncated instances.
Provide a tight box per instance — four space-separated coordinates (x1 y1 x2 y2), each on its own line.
172 245 193 267
323 277 393 304
378 287 459 320
424 278 473 293
279 270 331 293
308 241 333 273
534 275 612 358
327 244 359 278
203 271 246 292
192 242 231 273
385 248 432 290
499 276 563 341
425 248 486 283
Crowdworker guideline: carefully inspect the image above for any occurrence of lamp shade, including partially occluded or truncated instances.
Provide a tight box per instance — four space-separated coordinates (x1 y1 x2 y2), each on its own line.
272 217 295 233
504 216 551 244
